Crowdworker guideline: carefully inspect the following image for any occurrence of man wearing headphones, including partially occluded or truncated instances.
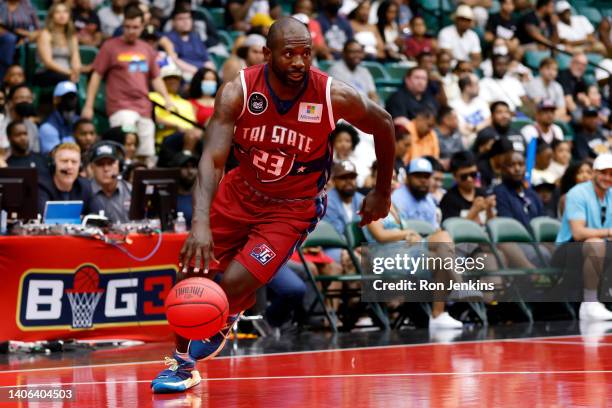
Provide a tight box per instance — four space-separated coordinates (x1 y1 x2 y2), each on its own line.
89 141 132 223
38 143 93 216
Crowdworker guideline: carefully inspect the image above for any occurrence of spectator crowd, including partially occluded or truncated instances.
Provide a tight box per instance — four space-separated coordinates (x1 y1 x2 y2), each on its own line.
2 0 612 331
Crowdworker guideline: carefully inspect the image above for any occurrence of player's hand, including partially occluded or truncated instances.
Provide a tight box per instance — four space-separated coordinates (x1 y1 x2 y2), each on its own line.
358 189 391 227
179 221 218 274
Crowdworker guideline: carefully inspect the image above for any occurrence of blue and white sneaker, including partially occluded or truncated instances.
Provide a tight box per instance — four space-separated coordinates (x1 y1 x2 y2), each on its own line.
189 312 243 361
151 353 201 394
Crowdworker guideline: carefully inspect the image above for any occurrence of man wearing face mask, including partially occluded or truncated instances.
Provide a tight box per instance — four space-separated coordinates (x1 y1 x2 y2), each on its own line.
39 81 80 155
38 142 93 216
0 83 39 155
89 141 131 223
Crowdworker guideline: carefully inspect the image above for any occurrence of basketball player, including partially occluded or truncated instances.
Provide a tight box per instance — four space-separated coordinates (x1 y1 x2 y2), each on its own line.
151 17 395 393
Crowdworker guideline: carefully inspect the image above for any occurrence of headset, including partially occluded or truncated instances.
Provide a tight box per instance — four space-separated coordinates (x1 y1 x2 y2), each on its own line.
49 142 83 176
87 140 128 177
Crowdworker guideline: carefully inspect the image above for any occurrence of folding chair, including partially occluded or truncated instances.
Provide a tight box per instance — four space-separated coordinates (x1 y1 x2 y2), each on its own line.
486 217 568 322
297 221 389 332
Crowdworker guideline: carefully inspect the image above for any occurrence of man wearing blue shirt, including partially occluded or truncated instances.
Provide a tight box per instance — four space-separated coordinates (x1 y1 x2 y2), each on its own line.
392 157 438 228
556 153 612 320
494 150 544 231
39 81 79 154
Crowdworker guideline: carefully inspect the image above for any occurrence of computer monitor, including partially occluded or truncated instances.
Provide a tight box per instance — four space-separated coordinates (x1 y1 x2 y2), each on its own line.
0 168 38 221
129 168 180 231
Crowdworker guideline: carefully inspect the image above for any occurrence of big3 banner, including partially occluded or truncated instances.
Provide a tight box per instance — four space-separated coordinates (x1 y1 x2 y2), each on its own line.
0 234 184 341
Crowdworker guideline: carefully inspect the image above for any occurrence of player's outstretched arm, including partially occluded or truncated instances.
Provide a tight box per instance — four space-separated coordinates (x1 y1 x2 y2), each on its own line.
331 80 395 226
179 76 244 273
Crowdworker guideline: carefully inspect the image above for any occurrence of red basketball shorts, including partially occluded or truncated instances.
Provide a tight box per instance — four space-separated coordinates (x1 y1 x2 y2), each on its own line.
209 169 327 283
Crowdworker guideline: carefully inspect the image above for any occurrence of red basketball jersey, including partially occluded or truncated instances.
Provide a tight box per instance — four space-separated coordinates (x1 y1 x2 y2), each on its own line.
234 64 335 199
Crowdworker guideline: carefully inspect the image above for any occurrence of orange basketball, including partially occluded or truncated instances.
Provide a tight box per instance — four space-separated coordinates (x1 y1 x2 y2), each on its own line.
165 277 229 340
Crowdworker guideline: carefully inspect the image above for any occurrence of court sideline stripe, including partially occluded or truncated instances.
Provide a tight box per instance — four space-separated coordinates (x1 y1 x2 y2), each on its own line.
0 332 607 375
3 369 612 388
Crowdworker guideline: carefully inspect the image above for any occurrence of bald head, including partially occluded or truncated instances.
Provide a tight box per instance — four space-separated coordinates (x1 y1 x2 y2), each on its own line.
266 16 311 49
264 16 313 88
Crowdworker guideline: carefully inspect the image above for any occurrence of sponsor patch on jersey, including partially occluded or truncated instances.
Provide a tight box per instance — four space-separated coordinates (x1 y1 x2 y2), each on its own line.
298 103 323 123
250 243 276 265
248 92 268 115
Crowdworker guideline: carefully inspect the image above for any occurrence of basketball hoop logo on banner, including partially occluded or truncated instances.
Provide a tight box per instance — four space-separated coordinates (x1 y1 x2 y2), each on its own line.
65 265 105 329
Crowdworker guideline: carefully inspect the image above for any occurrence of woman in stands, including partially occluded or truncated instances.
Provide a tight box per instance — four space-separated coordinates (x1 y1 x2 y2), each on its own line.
375 0 405 62
558 160 594 217
348 1 385 61
35 2 81 86
188 67 220 127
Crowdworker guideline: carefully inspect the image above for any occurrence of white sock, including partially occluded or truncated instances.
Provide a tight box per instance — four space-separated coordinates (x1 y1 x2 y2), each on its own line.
584 289 598 302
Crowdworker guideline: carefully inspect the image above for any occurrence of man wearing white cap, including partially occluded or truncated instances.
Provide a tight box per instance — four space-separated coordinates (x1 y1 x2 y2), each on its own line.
222 33 266 82
556 153 612 320
555 0 605 55
437 5 482 66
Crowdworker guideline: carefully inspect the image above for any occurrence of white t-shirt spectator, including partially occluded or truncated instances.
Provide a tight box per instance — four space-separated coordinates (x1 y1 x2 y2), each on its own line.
97 7 123 37
438 25 481 61
450 96 491 129
328 60 376 98
520 123 564 145
525 77 566 108
479 75 526 112
557 15 594 43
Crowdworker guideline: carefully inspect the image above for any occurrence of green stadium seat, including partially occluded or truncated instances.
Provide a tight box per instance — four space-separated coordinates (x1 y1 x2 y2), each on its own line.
555 53 572 71
510 118 533 132
586 53 604 76
529 217 561 243
316 60 333 72
36 9 47 24
385 62 413 81
361 61 390 82
210 53 228 70
376 86 397 105
401 219 435 237
577 6 602 26
217 30 233 48
31 0 49 10
208 8 226 29
524 50 551 71
298 220 390 332
555 120 573 139
79 46 98 65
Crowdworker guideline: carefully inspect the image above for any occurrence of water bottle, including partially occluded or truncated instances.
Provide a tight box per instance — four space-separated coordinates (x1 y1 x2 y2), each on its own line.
174 212 187 233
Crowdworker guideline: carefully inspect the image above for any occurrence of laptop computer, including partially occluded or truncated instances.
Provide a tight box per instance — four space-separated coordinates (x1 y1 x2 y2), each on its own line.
43 201 84 225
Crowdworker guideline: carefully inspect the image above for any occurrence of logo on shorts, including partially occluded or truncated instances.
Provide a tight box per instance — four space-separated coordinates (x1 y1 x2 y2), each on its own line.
248 92 268 115
298 102 322 123
250 244 276 265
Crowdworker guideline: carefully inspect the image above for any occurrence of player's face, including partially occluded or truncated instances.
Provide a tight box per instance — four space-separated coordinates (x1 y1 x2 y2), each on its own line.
266 33 313 87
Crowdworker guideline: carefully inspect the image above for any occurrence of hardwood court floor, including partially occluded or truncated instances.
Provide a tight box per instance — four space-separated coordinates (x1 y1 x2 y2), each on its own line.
1 321 611 407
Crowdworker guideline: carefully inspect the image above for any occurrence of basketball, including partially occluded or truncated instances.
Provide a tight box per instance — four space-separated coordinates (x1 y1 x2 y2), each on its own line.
165 277 229 340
